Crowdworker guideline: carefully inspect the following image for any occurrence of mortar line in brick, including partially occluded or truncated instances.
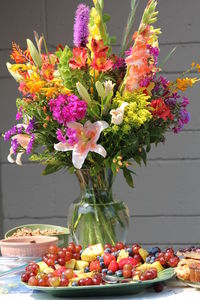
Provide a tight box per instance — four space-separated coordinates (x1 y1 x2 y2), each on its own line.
5 215 200 220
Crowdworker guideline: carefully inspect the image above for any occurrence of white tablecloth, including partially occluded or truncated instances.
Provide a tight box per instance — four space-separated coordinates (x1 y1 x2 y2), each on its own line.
0 285 200 300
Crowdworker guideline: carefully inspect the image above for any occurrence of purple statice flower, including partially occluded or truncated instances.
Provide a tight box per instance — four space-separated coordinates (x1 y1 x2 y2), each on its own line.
147 45 159 65
56 129 67 143
4 125 17 141
73 4 90 47
66 128 78 146
49 94 87 126
26 117 35 134
181 96 189 108
17 126 24 134
26 134 35 154
139 76 151 88
11 138 20 154
16 107 22 121
165 93 181 106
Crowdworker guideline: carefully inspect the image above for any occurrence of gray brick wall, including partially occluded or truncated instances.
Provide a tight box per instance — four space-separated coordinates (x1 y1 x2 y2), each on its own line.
0 0 200 247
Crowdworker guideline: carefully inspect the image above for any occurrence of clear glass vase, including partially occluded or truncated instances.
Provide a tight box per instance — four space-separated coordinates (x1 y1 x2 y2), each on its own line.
67 168 129 248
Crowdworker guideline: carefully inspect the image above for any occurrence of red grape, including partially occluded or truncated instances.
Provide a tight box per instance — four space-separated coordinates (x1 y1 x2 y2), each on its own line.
21 272 30 282
58 258 66 266
104 243 112 249
115 242 125 250
67 242 76 253
48 245 59 254
60 277 69 286
63 268 74 279
65 251 72 261
123 269 132 278
28 276 38 286
84 278 93 286
75 245 82 253
168 256 179 267
132 244 141 254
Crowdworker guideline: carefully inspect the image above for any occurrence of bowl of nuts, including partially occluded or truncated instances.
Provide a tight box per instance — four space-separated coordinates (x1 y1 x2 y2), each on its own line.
0 236 58 257
5 224 70 248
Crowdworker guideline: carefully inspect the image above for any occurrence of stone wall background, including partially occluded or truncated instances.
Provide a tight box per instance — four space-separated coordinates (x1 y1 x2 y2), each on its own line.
0 0 200 247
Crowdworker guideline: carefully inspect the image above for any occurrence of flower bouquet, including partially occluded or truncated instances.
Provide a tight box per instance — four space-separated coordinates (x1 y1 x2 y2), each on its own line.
3 0 199 246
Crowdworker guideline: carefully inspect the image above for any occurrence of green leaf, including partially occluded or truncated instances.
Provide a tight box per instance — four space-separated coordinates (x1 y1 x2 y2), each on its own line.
42 163 63 175
160 46 177 69
109 36 116 45
103 13 111 22
27 39 42 68
123 168 134 188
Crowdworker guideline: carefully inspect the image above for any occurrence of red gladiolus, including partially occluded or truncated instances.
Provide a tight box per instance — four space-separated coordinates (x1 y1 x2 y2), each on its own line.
91 39 113 72
151 98 174 121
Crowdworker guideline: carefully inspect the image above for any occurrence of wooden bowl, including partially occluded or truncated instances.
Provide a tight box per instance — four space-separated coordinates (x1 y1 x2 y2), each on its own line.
0 236 58 257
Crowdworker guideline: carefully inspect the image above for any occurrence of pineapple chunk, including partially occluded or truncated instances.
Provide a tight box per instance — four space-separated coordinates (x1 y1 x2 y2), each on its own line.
136 261 164 273
81 247 96 262
151 261 164 272
139 248 149 261
136 263 149 272
65 259 76 269
133 275 140 281
117 249 129 263
37 262 54 274
75 260 89 271
90 243 104 256
38 261 49 272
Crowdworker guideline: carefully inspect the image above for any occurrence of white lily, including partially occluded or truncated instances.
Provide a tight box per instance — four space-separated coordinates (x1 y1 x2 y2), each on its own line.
110 102 128 125
54 120 109 169
104 80 115 97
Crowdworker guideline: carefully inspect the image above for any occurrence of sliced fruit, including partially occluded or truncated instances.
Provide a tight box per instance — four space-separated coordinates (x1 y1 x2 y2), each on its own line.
89 260 101 272
118 257 139 269
65 259 76 269
139 248 149 261
117 249 129 262
75 260 89 271
81 247 96 262
90 243 104 256
37 262 54 274
151 261 164 272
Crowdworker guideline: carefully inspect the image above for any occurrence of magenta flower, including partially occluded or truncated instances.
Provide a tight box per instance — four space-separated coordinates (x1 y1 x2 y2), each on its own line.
73 4 90 47
49 94 87 126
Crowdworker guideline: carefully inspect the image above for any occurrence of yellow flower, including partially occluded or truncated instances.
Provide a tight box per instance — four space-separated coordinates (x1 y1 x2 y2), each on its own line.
176 77 198 92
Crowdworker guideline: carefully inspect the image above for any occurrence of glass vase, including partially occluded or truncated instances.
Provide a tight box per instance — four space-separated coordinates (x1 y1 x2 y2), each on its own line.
67 168 129 248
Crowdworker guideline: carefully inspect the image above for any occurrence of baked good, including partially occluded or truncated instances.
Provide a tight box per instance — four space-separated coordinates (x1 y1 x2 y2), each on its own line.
177 247 200 260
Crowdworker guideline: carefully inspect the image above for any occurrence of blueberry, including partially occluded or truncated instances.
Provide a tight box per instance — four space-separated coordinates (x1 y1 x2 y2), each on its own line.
115 270 123 277
84 266 90 273
149 247 159 255
112 252 118 258
127 247 133 255
145 256 151 263
100 261 105 268
117 250 121 254
96 256 100 261
104 248 111 253
80 250 83 255
101 268 108 274
150 257 155 264
155 252 159 258
99 256 104 262
72 282 78 286
107 270 113 275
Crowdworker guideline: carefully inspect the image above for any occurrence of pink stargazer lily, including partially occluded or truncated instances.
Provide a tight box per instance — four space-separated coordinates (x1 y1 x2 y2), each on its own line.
54 120 109 169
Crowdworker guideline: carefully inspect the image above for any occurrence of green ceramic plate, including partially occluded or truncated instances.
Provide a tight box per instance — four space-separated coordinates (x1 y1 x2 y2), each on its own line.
5 224 70 248
23 268 175 297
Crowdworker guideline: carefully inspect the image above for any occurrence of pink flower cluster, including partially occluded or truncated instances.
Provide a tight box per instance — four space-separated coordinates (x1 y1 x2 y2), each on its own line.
49 94 87 126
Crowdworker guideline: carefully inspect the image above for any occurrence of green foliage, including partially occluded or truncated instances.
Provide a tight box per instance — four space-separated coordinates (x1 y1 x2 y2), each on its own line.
123 167 134 188
56 46 85 91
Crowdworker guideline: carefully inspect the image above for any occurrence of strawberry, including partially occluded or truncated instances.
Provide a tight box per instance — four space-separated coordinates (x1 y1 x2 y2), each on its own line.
118 257 138 269
103 253 116 267
90 260 101 272
108 260 119 273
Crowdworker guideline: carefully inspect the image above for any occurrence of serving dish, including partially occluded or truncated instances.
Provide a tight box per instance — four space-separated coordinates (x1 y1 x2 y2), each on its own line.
23 268 174 297
0 236 58 257
5 224 70 247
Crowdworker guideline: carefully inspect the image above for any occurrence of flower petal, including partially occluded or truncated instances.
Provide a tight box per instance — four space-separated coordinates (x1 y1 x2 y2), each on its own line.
7 148 15 164
89 121 109 143
67 122 83 132
72 146 88 169
16 152 23 166
54 142 73 152
92 144 107 158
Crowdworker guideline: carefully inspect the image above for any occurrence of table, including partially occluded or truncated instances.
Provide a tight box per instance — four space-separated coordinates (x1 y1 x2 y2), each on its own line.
1 279 200 300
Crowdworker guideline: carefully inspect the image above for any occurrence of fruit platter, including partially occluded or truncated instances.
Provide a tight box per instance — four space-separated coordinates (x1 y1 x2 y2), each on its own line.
19 241 178 296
